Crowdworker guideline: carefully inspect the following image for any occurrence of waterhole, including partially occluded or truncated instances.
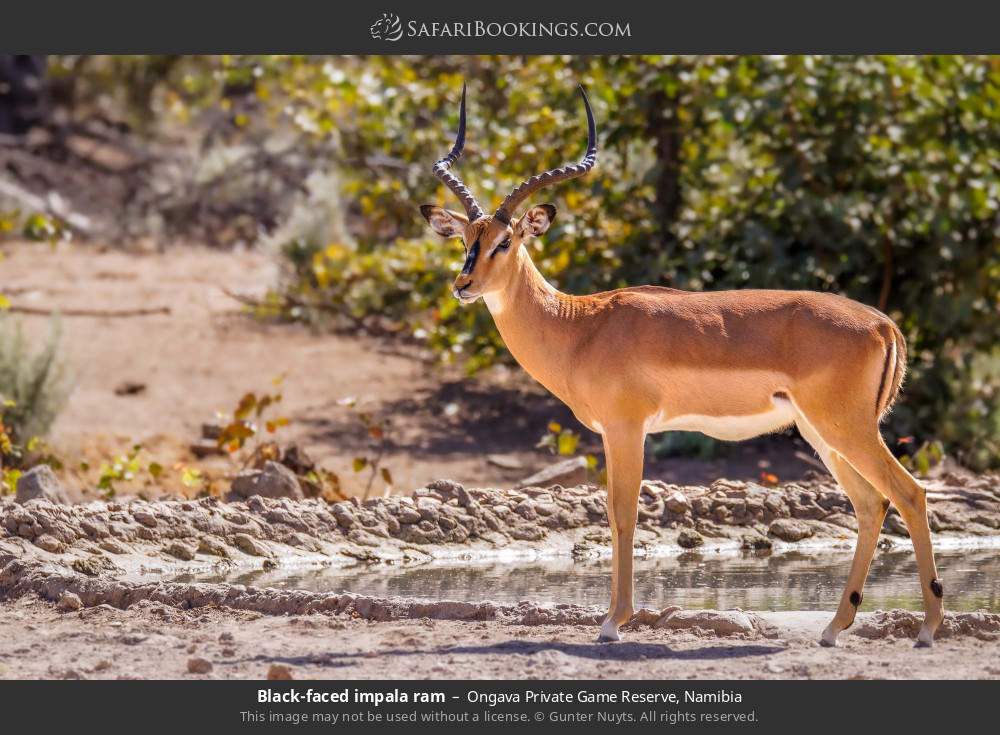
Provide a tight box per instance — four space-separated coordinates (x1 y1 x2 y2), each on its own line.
173 547 999 613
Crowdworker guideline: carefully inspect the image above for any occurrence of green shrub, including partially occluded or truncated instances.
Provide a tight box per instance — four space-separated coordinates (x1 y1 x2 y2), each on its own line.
0 317 70 445
49 55 1000 468
251 56 998 468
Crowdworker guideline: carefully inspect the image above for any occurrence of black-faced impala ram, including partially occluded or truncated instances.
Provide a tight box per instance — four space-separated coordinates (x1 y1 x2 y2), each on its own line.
419 84 944 647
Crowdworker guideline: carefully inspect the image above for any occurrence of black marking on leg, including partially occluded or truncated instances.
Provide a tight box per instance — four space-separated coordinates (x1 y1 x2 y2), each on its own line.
930 579 943 598
849 591 862 607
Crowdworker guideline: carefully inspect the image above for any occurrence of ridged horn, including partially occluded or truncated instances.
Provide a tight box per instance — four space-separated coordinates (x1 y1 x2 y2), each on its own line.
432 83 485 222
493 84 597 225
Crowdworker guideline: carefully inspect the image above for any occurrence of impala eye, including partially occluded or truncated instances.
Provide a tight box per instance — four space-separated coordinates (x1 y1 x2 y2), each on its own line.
491 238 511 256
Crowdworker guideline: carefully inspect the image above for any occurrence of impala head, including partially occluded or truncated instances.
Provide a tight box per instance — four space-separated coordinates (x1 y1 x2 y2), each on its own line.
420 83 598 305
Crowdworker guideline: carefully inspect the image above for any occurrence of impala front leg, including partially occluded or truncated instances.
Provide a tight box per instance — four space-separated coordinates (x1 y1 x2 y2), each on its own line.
598 421 645 642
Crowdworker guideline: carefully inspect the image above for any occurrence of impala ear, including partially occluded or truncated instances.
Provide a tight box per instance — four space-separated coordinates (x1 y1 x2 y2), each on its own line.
420 204 468 238
516 204 557 238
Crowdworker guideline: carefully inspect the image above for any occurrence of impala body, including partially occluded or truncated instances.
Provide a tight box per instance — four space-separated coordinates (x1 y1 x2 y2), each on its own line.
420 85 944 647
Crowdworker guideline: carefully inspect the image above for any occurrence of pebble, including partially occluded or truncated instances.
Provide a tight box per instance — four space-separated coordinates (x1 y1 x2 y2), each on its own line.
677 528 705 549
267 664 294 680
187 657 213 674
56 592 83 612
768 518 814 542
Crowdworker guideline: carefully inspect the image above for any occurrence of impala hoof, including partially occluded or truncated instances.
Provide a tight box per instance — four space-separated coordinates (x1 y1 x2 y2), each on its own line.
915 627 935 648
597 619 622 643
819 625 840 648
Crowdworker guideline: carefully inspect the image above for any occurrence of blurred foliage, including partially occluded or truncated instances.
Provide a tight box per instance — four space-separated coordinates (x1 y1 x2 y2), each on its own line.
48 55 1000 468
335 395 394 499
0 317 69 444
0 317 69 484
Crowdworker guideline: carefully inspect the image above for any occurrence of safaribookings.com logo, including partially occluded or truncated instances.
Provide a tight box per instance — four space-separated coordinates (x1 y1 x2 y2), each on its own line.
370 13 404 41
369 13 631 41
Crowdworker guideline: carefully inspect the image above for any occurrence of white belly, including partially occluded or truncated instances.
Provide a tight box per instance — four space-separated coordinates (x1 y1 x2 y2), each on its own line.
645 398 796 442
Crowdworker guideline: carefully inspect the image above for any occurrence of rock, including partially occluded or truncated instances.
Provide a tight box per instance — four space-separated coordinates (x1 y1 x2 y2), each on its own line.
664 489 691 514
230 461 303 500
768 518 814 542
99 539 129 555
884 512 909 537
395 505 421 525
232 533 271 557
426 479 464 498
629 608 665 627
824 513 859 531
267 663 294 680
187 657 213 674
133 511 158 528
656 609 757 636
165 541 197 561
15 465 70 504
71 557 104 576
280 444 315 475
113 381 146 396
197 537 230 558
677 528 704 549
34 534 66 553
487 454 524 470
56 592 83 612
331 503 357 528
516 457 588 489
740 532 772 551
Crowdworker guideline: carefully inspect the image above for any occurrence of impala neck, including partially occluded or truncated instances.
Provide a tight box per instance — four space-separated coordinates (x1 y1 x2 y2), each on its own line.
483 246 582 401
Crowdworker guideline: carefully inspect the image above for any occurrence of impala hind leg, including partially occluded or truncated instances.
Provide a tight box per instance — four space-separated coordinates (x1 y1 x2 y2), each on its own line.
836 437 944 646
598 422 645 642
801 410 944 647
796 416 888 646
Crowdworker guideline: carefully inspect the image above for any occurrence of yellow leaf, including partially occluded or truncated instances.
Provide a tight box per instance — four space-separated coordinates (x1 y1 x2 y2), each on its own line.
547 421 562 434
557 431 579 456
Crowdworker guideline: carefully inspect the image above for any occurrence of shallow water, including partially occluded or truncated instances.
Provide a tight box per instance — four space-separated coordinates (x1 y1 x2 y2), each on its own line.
174 547 1000 613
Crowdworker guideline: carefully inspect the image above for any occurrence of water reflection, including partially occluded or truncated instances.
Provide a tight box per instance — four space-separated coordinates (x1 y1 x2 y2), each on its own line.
171 547 1000 613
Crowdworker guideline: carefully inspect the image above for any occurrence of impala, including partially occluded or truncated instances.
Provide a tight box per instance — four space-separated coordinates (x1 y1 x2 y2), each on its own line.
419 84 944 647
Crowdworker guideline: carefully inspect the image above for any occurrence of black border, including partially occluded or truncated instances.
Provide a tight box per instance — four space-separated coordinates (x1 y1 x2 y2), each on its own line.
1 0 998 53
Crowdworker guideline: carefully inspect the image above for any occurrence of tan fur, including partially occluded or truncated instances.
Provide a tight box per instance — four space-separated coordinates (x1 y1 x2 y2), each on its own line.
421 192 939 648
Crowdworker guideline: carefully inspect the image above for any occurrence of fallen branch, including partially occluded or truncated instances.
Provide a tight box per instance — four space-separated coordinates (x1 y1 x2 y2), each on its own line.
221 286 344 318
794 450 829 473
4 304 170 318
220 286 267 308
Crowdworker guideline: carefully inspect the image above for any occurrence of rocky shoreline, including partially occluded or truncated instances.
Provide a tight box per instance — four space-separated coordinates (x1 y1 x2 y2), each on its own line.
2 473 1000 679
3 473 999 578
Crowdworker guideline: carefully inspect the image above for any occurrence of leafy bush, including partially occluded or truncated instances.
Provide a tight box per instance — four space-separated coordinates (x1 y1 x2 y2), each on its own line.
48 55 1000 468
248 56 997 468
0 317 70 446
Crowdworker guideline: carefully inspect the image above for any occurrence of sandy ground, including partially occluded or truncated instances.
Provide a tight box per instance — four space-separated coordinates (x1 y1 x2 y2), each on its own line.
2 594 998 681
2 241 818 497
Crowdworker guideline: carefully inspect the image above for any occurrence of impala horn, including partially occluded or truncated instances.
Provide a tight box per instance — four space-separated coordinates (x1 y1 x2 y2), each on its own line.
432 83 486 223
493 84 598 225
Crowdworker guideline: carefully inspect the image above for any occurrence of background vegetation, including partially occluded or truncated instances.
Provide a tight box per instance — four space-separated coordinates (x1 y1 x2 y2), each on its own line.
3 55 998 470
